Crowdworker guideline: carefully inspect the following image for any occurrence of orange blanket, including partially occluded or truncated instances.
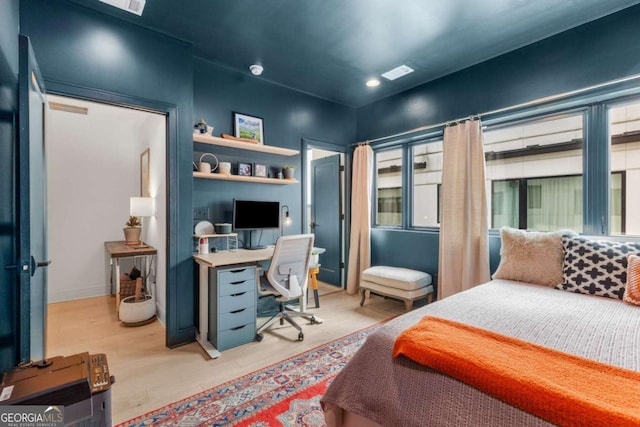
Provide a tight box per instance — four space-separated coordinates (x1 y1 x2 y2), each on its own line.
393 316 640 427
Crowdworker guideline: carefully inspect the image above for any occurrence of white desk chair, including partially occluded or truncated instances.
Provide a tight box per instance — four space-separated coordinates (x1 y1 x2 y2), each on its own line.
256 234 318 342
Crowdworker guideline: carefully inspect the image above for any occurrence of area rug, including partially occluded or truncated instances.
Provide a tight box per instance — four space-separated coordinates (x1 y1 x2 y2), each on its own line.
118 321 386 426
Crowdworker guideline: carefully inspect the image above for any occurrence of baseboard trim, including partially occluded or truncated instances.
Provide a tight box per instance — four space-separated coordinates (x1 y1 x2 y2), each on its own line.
48 285 110 303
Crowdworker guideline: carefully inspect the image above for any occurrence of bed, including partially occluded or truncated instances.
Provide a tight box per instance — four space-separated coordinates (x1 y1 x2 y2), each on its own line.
322 231 640 426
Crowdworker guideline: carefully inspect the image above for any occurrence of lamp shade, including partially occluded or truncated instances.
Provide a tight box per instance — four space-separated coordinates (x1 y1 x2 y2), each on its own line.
130 197 155 217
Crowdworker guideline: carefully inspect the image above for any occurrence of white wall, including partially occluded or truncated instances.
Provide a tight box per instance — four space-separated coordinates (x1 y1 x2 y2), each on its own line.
47 96 166 320
137 115 167 324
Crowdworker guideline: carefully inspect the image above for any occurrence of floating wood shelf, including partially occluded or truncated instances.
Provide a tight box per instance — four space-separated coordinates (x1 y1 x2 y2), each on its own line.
193 233 237 238
193 133 299 156
193 171 299 184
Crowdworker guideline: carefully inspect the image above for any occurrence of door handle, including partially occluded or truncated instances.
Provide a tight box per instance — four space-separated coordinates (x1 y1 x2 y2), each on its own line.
310 222 319 229
30 256 51 277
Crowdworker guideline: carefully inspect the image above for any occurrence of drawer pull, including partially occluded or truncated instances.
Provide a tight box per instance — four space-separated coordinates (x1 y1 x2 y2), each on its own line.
230 325 247 331
230 280 247 285
230 269 246 274
230 308 246 314
230 292 247 297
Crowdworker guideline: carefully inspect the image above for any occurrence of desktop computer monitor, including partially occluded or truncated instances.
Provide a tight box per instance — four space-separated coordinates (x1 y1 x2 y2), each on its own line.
233 200 280 249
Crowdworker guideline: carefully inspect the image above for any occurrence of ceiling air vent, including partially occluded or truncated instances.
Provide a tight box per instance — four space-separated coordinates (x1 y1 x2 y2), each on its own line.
381 65 415 81
99 0 146 16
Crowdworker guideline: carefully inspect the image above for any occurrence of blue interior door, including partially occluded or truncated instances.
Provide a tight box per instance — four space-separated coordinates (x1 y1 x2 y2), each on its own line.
311 154 341 286
18 35 48 362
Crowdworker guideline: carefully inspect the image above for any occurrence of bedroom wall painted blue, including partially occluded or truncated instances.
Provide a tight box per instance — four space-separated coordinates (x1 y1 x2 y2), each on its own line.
193 58 355 247
359 5 640 284
0 0 20 372
20 0 195 347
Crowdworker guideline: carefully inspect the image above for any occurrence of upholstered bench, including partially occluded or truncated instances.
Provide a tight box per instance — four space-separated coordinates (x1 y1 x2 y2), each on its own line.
359 266 433 311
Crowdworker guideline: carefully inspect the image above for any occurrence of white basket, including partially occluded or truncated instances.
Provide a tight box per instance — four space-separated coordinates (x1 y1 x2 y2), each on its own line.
119 295 156 324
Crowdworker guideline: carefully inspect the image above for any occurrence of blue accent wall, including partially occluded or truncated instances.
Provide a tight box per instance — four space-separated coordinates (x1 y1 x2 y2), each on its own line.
0 0 19 372
193 58 355 246
358 5 640 285
20 0 195 347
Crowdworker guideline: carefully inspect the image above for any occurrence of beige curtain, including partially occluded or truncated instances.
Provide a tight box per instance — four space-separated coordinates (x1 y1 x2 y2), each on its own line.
346 144 373 295
438 120 490 299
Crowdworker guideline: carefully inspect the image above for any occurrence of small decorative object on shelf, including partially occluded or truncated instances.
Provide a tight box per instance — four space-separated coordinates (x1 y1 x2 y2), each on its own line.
194 118 214 135
233 112 264 145
282 164 295 180
238 162 252 176
198 153 218 173
219 161 231 175
221 133 259 144
123 216 142 246
254 163 267 177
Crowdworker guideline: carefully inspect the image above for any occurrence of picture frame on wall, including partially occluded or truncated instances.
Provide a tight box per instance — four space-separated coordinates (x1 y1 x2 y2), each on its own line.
238 162 252 176
253 163 267 177
140 148 150 197
233 112 264 145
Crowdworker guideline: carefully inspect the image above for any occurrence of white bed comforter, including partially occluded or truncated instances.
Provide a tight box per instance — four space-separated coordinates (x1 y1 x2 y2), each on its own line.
321 279 640 426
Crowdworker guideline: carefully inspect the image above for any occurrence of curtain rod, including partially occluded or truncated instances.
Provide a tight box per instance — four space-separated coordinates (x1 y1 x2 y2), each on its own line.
354 72 640 146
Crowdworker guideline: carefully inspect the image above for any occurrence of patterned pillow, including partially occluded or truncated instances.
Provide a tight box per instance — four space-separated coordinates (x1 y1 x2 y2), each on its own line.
555 236 640 299
623 254 640 306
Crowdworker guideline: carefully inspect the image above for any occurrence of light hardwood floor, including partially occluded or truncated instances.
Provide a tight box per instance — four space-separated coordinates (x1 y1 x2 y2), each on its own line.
47 282 405 424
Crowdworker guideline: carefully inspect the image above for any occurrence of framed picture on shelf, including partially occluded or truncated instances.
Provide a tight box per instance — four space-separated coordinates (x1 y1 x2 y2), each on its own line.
233 112 264 144
254 163 267 177
238 162 252 176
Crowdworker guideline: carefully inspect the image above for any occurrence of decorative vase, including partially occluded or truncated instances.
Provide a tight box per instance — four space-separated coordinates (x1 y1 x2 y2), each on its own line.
283 167 295 180
123 227 142 246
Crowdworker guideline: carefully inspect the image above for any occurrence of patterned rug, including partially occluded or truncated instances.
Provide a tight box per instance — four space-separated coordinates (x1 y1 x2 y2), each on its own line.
118 322 385 426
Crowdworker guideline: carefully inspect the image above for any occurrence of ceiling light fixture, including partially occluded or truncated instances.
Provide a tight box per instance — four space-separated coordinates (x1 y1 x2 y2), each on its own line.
249 64 264 76
99 0 146 15
382 64 414 81
366 79 380 87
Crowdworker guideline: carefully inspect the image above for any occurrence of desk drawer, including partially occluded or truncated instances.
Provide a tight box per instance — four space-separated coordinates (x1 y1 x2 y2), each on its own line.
217 322 255 351
219 268 255 285
219 278 254 297
220 291 255 312
219 307 254 330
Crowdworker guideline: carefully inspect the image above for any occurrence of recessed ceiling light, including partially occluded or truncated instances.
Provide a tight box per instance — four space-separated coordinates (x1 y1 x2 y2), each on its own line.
99 0 146 15
249 64 264 76
381 64 414 81
366 79 380 87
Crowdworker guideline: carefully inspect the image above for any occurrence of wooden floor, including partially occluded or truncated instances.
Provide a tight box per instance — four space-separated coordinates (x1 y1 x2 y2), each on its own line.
47 282 406 424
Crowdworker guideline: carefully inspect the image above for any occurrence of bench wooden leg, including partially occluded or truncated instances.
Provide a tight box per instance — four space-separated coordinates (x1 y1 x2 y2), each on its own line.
359 288 366 307
427 293 434 304
404 299 413 312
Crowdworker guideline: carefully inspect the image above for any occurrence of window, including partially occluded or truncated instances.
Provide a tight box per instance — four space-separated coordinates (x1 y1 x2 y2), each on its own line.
609 101 640 235
375 148 403 226
485 113 584 232
491 173 622 232
371 92 640 236
412 140 442 227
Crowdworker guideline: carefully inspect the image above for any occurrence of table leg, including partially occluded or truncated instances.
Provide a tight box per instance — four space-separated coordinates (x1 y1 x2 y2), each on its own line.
196 262 221 359
115 258 121 318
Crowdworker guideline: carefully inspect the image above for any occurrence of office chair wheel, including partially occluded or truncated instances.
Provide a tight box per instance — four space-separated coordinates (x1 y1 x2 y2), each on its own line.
310 316 317 325
256 333 264 342
298 332 304 341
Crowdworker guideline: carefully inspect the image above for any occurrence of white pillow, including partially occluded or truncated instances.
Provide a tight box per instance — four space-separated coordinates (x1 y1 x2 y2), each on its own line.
493 227 571 287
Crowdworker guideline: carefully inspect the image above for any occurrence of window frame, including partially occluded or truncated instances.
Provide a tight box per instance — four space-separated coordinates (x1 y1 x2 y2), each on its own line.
373 146 406 228
368 88 640 237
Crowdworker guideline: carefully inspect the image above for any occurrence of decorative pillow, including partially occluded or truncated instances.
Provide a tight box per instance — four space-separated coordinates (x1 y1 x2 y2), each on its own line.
492 227 570 287
623 254 640 306
555 237 640 299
